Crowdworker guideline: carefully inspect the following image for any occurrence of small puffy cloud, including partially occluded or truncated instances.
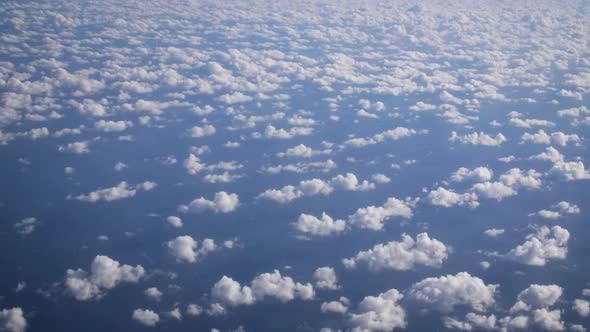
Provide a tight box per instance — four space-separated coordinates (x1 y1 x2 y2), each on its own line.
72 181 154 202
499 168 543 189
277 144 329 158
530 201 580 219
449 131 507 146
166 216 183 228
95 120 132 132
521 130 581 146
114 161 127 171
132 309 159 327
409 101 436 111
533 309 565 331
211 270 314 311
344 127 421 148
510 285 563 313
186 304 203 316
262 125 313 139
550 161 590 181
190 124 216 137
144 287 163 301
183 153 206 174
343 233 448 271
505 226 569 266
58 140 91 154
313 267 340 290
450 167 493 182
509 117 555 128
179 192 239 214
371 173 391 184
472 182 517 201
348 197 414 231
293 212 346 237
573 299 590 317
14 217 40 235
321 297 349 314
427 187 479 208
0 307 27 332
348 289 406 331
531 147 564 163
484 228 505 237
444 313 498 331
408 272 498 313
64 255 145 301
166 236 217 263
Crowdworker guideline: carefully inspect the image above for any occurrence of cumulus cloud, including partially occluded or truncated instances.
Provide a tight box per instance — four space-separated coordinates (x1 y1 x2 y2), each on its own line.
313 267 340 290
64 255 145 301
530 201 580 219
258 173 375 203
408 272 498 313
348 289 406 331
450 167 493 182
166 235 218 263
71 181 155 202
211 270 314 311
505 226 569 266
342 233 449 271
427 187 479 208
94 120 132 132
343 127 422 148
573 299 590 317
293 212 346 237
58 140 91 154
277 144 330 158
132 309 159 326
0 307 27 332
449 131 507 146
510 284 563 313
550 161 590 181
14 217 40 235
190 124 216 137
321 297 349 314
472 182 517 201
178 191 239 214
521 130 581 146
348 197 414 230
166 216 183 228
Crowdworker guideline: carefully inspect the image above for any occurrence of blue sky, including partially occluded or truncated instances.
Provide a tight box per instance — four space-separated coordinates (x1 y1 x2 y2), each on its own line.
1 1 590 331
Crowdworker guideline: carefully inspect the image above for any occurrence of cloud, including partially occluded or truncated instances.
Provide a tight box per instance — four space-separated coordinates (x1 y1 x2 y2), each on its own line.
371 173 391 184
262 125 313 139
427 187 479 208
313 267 340 290
72 181 155 202
277 144 330 158
144 287 163 301
408 272 498 313
343 127 422 148
348 197 414 230
532 309 564 331
94 120 132 132
573 299 590 317
321 297 349 314
505 226 569 266
343 233 449 271
530 201 580 219
179 191 239 214
293 212 346 237
550 161 590 181
484 228 505 237
166 236 217 263
449 131 507 146
0 307 27 332
132 309 159 326
14 217 40 235
258 173 375 203
58 140 91 154
450 167 494 182
521 130 581 146
166 216 183 228
471 182 517 201
190 124 216 137
348 289 407 331
510 285 563 313
64 255 145 301
211 270 314 311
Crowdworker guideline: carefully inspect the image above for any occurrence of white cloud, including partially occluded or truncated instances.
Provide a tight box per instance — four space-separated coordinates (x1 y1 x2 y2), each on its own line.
408 272 498 313
183 153 206 174
531 146 564 163
505 226 570 266
450 167 493 182
348 197 414 230
532 309 564 331
344 127 421 148
510 284 563 313
348 289 407 331
58 140 91 154
293 212 346 237
449 131 507 146
313 267 340 290
72 181 154 202
262 125 313 139
573 299 590 317
277 144 329 158
550 161 590 181
186 304 203 316
427 187 479 208
472 182 517 201
190 124 216 137
166 216 183 228
144 287 163 301
166 235 218 263
0 307 27 332
343 233 449 271
65 255 145 301
530 201 580 219
371 173 391 184
521 130 581 146
509 117 555 128
211 270 314 310
321 297 349 314
179 192 239 214
14 217 40 235
132 309 159 326
95 120 132 132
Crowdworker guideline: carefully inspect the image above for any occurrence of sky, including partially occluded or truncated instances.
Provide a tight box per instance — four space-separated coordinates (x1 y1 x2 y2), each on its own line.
1 0 590 331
